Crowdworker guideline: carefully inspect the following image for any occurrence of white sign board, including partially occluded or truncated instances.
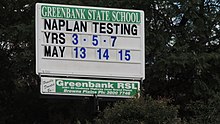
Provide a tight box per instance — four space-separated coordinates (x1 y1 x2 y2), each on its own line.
36 3 145 80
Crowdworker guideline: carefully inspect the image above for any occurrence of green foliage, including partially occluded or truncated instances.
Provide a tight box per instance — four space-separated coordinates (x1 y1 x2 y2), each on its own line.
96 97 181 124
186 92 220 124
143 1 220 121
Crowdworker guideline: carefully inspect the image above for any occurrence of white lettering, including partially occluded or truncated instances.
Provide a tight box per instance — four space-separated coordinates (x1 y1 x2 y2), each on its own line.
56 80 64 86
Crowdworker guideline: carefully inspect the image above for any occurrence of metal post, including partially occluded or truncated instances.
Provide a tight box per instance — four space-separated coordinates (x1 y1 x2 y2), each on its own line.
93 94 99 114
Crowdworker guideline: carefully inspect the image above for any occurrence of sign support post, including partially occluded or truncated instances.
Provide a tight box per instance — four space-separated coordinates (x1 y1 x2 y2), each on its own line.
93 94 100 115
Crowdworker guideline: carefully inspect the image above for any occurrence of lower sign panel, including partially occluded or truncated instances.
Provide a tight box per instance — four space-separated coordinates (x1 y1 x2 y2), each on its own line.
41 77 140 98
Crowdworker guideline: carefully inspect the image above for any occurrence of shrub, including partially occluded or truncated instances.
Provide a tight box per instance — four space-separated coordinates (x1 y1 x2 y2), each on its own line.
186 93 220 124
96 96 182 124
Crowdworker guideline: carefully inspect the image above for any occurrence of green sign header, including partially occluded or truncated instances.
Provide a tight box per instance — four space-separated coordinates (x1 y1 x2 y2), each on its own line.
41 5 141 23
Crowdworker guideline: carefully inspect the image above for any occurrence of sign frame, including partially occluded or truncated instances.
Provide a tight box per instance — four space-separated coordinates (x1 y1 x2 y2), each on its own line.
36 3 145 80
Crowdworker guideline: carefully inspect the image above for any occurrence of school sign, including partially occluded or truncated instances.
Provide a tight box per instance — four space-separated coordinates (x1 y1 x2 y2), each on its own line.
36 3 144 98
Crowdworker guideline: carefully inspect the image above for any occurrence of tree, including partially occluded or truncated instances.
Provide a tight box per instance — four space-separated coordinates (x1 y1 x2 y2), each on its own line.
143 0 220 121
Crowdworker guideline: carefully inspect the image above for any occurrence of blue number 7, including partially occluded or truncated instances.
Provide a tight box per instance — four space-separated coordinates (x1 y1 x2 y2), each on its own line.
110 36 117 47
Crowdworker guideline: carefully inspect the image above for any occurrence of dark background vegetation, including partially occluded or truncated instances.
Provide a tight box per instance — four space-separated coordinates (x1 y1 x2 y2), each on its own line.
0 0 220 123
